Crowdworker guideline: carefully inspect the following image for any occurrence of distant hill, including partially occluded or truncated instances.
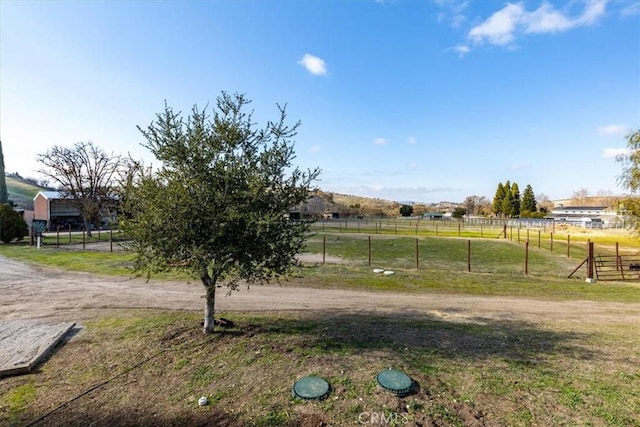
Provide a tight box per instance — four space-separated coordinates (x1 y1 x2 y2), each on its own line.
311 191 454 217
5 174 52 210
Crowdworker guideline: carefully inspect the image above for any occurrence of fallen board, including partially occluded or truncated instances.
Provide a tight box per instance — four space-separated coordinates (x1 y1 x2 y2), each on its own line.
0 320 76 377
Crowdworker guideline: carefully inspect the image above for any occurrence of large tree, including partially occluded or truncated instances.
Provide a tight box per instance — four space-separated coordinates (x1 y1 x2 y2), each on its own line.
616 129 640 234
122 93 320 333
492 183 505 216
399 204 413 217
510 182 521 217
37 141 123 236
501 181 514 217
520 184 537 215
0 140 8 204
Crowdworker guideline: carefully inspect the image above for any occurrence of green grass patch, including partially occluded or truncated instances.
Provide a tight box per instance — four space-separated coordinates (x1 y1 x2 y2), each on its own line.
4 310 636 426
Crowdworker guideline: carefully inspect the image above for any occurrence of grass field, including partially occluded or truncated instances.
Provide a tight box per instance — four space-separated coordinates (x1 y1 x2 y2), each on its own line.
1 229 639 426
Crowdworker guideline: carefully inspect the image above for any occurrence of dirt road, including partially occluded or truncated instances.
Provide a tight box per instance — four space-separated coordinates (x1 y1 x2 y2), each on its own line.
1 255 638 327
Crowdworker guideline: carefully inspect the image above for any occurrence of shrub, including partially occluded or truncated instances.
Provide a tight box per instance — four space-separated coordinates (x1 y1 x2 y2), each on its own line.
0 204 28 243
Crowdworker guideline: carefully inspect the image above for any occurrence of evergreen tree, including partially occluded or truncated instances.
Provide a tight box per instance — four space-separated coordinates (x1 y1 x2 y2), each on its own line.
501 181 513 216
0 204 27 243
399 204 413 217
521 184 537 214
0 140 8 204
493 182 505 216
510 182 521 217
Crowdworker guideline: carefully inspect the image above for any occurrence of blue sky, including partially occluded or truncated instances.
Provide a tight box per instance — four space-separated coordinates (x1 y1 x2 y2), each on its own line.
1 0 638 203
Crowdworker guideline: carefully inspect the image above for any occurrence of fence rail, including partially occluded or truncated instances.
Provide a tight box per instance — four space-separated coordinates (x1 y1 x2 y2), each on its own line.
595 255 640 281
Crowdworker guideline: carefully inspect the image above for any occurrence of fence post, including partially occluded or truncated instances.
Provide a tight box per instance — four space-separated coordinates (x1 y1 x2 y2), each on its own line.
368 236 371 266
82 228 86 251
538 230 541 249
110 227 113 253
517 228 520 243
550 232 554 252
56 225 60 248
467 239 471 272
587 241 594 280
525 241 529 275
323 236 326 264
616 242 619 269
415 238 419 269
68 224 72 243
567 234 570 258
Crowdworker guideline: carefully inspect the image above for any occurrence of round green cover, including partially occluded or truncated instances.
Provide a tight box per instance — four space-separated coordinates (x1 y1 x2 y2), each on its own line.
376 369 413 395
292 376 331 400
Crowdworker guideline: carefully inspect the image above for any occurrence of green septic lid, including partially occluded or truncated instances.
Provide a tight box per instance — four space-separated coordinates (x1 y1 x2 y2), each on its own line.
376 369 413 396
292 376 331 400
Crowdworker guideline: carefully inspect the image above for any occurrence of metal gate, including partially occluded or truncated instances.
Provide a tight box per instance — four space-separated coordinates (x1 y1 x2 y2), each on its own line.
594 255 640 281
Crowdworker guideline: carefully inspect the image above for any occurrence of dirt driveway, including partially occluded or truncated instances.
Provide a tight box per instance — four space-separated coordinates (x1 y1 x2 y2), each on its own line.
1 255 639 327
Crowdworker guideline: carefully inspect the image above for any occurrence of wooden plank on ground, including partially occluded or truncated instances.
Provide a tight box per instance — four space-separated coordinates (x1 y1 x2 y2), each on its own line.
0 320 76 377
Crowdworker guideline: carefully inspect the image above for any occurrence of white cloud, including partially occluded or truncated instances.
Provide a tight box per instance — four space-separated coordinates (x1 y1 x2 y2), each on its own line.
309 145 321 153
621 1 640 17
511 162 529 170
469 3 524 46
434 0 469 28
451 44 471 57
373 137 388 145
598 124 627 136
468 1 608 47
298 54 327 76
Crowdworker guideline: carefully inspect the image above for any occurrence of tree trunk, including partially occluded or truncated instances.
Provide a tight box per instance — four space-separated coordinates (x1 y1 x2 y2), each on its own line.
202 275 216 334
83 218 93 237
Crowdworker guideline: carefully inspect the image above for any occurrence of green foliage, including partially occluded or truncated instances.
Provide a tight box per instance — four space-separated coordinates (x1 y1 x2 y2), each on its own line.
0 204 28 243
123 92 320 330
493 182 505 215
501 181 514 217
616 129 640 235
0 140 8 204
399 204 413 217
521 184 537 213
495 181 539 217
510 182 521 217
452 207 467 219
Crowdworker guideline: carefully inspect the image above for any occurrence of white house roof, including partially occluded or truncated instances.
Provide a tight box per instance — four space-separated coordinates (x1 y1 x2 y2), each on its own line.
35 191 64 200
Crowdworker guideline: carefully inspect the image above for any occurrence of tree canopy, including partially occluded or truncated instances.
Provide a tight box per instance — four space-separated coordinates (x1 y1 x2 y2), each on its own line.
399 204 413 217
492 180 538 217
521 184 537 215
0 204 27 243
616 129 640 234
0 140 8 204
122 92 320 333
492 183 505 215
